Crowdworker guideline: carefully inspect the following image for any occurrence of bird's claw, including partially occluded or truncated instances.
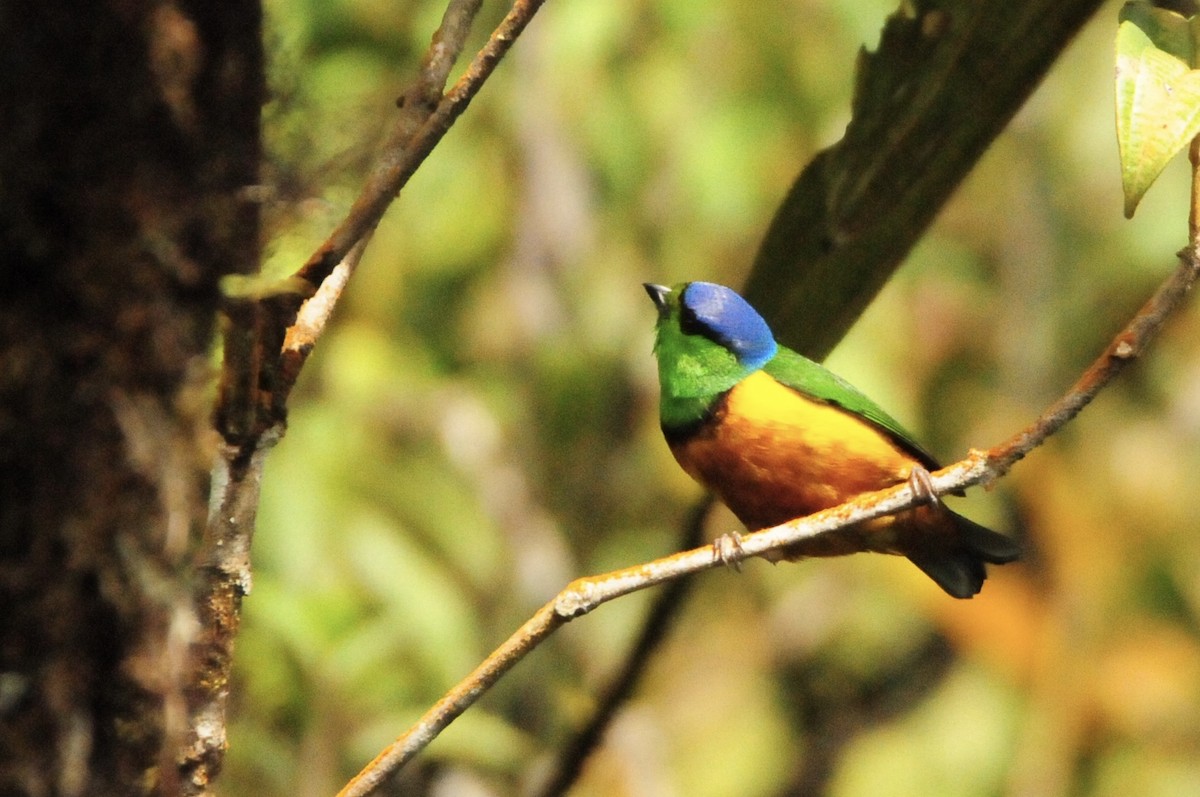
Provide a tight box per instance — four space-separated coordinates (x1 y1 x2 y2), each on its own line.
713 531 747 571
907 465 939 507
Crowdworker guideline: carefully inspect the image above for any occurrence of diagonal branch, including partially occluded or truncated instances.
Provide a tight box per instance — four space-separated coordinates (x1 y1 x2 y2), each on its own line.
187 1 549 791
531 496 713 797
336 241 1200 796
285 0 545 318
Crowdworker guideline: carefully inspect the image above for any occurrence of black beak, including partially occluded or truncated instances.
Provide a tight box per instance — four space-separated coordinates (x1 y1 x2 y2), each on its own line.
643 283 671 310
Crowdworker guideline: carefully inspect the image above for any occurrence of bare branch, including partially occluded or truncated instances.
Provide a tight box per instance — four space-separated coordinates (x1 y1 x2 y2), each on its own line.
186 435 279 793
187 1 552 789
337 604 566 797
279 239 366 383
267 0 549 425
987 244 1200 476
278 0 490 391
337 243 1200 796
288 0 545 302
532 497 713 797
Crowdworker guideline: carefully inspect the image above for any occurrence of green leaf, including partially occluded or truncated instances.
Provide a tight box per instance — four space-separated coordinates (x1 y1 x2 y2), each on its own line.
1115 4 1200 218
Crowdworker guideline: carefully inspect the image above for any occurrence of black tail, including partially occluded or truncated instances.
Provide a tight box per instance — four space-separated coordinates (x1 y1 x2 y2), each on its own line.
906 511 1021 599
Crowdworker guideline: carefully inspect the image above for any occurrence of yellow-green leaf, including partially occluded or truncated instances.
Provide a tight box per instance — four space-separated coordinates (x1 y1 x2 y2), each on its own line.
1115 4 1200 218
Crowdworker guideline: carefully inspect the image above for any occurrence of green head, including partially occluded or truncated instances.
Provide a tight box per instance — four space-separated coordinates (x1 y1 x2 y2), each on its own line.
644 281 778 429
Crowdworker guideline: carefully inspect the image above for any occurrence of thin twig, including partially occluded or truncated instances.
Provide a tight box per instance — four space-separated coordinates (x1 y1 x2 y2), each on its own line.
532 496 713 797
337 246 1200 796
1191 135 1200 249
290 0 546 297
278 0 491 386
190 0 551 789
275 0 546 407
212 0 490 448
986 242 1199 475
336 603 568 797
280 238 367 373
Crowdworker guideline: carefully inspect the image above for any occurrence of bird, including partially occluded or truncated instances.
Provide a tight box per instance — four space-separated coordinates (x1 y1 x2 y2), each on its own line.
644 281 1020 598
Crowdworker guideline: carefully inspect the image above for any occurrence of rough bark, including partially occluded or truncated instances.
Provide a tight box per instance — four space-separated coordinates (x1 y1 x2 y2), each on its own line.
0 2 262 794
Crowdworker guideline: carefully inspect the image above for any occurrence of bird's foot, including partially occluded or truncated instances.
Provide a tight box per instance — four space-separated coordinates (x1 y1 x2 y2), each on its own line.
713 531 747 571
907 465 940 507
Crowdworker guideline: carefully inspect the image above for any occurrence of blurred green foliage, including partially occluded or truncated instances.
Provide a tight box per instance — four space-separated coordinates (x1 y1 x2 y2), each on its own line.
227 1 1200 795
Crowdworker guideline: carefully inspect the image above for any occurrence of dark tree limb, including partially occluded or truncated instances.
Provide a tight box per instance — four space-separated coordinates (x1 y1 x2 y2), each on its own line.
0 2 263 795
745 0 1107 360
775 634 956 796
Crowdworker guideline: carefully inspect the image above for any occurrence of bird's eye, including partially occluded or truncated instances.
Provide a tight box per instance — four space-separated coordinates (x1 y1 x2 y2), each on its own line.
679 302 709 338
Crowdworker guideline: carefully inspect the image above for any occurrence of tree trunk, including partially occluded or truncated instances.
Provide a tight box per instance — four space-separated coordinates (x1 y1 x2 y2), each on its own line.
0 2 262 794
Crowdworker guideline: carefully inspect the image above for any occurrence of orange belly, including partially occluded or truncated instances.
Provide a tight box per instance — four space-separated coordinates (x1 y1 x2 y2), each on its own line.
669 371 926 557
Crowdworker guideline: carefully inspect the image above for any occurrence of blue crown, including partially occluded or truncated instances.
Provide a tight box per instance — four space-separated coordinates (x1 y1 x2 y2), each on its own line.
681 282 777 369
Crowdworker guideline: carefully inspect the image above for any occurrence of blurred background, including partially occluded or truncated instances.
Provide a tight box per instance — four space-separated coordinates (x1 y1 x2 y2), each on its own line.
227 0 1200 794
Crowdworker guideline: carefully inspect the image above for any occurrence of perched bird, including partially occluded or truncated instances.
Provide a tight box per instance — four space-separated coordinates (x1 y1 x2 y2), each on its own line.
644 281 1019 598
